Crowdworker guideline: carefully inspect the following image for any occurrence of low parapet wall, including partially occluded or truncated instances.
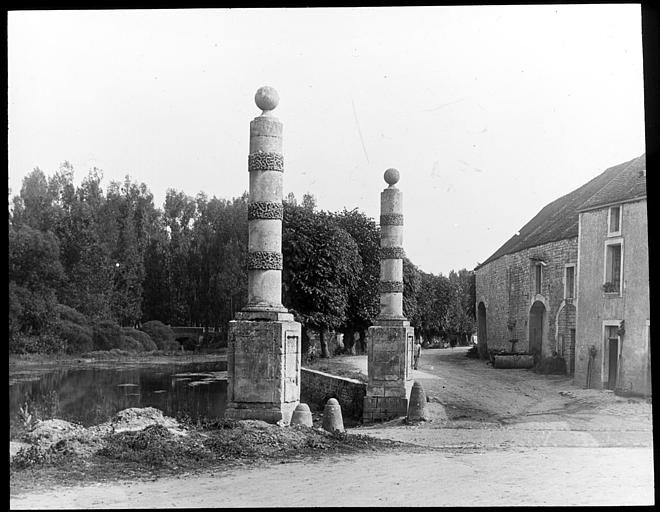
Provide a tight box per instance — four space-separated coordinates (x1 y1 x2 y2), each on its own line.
300 368 367 419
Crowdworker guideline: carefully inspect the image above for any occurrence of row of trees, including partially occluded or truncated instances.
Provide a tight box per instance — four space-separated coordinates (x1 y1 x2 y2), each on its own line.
8 163 476 356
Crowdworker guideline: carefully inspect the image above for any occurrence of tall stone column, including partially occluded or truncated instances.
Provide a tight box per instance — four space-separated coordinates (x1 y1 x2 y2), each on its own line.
225 87 302 424
363 168 415 423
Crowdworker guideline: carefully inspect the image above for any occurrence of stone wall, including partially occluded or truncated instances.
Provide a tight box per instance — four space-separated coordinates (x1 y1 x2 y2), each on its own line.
475 237 578 365
300 368 366 419
574 199 650 395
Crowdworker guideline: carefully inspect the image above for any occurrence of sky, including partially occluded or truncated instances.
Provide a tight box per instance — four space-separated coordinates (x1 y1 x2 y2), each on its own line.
8 5 647 276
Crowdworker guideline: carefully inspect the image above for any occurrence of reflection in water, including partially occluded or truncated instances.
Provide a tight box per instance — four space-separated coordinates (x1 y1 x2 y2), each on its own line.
9 361 227 439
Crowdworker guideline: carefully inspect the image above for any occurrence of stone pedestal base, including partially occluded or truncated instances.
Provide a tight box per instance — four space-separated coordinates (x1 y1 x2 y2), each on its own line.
225 314 301 424
363 321 415 423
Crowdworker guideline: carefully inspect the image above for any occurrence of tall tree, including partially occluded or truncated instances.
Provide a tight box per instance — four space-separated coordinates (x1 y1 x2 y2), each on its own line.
282 203 362 358
330 208 380 354
8 225 65 337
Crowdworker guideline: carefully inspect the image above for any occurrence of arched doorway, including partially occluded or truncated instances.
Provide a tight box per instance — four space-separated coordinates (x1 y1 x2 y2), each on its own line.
529 301 546 361
477 302 488 358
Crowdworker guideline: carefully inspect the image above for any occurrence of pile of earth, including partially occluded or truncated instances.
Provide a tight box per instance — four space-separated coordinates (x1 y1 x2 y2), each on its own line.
10 407 411 493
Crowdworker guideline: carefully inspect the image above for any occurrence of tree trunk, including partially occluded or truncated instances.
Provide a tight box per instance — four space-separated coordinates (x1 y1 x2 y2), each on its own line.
358 330 367 354
343 328 355 355
319 330 330 358
301 328 311 356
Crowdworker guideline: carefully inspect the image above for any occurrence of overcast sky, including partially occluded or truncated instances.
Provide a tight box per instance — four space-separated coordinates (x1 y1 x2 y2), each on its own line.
8 5 646 276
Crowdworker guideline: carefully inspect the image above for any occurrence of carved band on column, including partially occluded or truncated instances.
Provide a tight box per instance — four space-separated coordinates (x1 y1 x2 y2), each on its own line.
379 281 404 293
248 153 284 172
248 202 284 220
380 214 404 226
379 247 406 259
247 251 283 270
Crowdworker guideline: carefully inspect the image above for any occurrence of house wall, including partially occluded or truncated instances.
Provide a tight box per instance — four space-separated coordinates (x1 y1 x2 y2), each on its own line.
475 238 578 363
574 199 650 395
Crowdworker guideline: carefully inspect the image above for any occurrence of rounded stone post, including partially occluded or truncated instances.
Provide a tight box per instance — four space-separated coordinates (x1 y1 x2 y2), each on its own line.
245 86 287 312
379 168 406 320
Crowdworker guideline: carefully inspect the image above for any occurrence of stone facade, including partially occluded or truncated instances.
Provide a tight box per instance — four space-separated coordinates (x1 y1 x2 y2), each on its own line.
574 199 650 395
475 237 578 368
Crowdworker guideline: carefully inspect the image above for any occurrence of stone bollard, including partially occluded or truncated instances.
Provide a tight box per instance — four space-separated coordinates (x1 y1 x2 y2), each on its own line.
322 398 344 433
290 403 313 427
407 381 428 422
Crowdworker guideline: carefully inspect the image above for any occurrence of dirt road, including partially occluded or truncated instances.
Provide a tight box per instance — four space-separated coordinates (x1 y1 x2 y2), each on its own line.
10 346 655 508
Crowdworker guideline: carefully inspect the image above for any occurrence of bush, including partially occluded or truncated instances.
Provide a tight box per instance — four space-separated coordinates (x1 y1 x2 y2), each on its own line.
92 320 123 351
57 320 94 354
119 335 143 352
177 336 199 351
202 331 226 349
122 327 158 352
140 321 179 351
9 333 66 354
55 304 88 326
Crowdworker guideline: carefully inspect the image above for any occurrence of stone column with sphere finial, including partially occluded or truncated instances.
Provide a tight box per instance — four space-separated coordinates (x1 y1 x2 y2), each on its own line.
363 168 415 424
225 86 302 424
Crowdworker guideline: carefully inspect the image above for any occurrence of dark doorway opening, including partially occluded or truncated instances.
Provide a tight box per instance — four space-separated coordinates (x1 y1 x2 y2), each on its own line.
529 301 546 361
606 327 619 390
477 302 488 358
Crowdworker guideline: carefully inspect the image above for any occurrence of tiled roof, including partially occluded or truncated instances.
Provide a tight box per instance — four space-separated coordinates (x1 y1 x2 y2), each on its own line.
476 154 646 269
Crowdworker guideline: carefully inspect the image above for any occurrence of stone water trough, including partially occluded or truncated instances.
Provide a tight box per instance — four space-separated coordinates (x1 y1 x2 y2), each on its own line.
492 354 535 369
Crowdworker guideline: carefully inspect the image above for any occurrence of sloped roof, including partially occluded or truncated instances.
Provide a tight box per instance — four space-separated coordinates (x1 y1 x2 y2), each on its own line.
476 154 646 269
578 154 646 211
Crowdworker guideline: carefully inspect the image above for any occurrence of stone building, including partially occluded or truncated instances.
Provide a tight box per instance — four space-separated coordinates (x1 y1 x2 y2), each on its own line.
474 154 646 376
574 154 649 395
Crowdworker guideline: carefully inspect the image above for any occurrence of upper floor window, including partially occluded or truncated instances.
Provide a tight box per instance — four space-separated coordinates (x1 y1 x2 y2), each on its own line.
608 205 622 236
534 264 542 295
604 240 623 294
564 265 575 299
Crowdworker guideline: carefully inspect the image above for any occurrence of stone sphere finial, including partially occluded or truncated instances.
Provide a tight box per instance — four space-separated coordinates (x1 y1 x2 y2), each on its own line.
384 168 400 186
255 86 279 112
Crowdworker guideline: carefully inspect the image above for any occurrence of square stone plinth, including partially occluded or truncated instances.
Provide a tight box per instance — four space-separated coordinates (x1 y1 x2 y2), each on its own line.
363 323 415 424
225 317 301 424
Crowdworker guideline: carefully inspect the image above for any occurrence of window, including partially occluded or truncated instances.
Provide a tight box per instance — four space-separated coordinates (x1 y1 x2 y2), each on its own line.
604 242 622 294
608 205 622 236
534 264 542 295
564 265 575 299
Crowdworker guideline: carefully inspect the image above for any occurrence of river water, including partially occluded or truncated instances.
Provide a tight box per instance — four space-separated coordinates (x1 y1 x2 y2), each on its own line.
9 360 227 439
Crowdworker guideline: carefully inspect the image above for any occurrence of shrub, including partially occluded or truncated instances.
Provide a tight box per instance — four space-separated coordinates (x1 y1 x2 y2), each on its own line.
55 304 88 326
122 327 158 352
119 335 143 352
57 320 94 354
176 336 199 351
9 333 66 354
202 331 226 349
140 321 179 351
92 320 123 351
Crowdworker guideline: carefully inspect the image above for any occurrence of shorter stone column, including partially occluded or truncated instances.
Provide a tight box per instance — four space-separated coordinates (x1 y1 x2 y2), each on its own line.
363 168 415 423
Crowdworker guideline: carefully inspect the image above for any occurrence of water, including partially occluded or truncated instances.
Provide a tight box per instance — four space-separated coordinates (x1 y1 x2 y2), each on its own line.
9 361 227 439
